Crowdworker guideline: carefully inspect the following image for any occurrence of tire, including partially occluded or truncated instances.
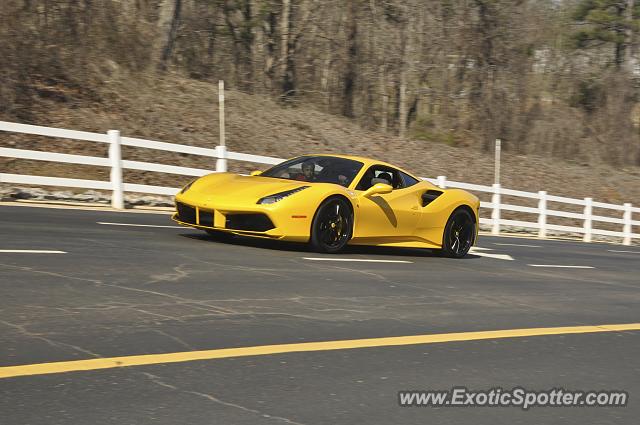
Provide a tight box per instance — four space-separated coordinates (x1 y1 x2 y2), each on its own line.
441 208 475 258
310 197 353 253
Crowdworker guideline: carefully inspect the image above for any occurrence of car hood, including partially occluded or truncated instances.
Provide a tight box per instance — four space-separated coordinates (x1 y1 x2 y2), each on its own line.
187 173 311 201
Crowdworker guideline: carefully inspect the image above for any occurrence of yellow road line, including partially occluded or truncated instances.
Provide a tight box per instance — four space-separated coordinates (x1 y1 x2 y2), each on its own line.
1 323 639 379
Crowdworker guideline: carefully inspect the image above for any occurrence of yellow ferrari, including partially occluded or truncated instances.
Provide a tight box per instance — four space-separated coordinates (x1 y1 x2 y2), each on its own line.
173 155 480 257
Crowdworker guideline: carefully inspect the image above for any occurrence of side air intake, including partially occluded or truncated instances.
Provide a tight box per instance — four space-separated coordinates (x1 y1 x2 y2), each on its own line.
421 190 443 207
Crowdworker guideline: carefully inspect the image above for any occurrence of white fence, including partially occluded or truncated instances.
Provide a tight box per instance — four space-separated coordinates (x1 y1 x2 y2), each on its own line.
0 120 638 245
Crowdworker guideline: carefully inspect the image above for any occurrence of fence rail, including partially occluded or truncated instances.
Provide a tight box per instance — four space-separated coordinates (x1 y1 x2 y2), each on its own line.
0 120 637 245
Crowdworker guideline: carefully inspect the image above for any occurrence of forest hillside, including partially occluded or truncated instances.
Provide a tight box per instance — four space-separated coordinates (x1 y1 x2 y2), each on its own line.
2 0 640 203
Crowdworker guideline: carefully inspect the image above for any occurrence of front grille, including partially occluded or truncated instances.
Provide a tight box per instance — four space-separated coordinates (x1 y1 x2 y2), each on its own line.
176 202 196 224
226 214 275 232
198 210 214 227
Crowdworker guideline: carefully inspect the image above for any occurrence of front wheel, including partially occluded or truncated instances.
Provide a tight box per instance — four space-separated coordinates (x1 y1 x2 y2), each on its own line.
310 198 353 253
441 208 475 258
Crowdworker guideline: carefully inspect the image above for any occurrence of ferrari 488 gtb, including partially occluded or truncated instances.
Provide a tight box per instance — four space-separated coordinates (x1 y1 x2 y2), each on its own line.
173 155 479 257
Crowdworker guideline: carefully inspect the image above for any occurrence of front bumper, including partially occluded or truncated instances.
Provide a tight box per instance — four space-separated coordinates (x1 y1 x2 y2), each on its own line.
171 199 311 242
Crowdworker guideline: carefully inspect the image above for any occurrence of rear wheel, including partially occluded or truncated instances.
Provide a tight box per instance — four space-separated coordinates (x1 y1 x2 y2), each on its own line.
441 208 475 258
310 198 353 253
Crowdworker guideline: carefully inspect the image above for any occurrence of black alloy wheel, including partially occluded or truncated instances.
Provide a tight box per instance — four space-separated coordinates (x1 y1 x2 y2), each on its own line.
441 208 475 258
310 198 353 253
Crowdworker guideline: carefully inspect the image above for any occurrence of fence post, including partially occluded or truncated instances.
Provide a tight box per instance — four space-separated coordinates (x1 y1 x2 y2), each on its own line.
491 183 501 235
583 197 592 243
436 175 447 189
623 203 632 246
494 139 501 185
538 191 547 238
108 130 124 210
216 80 227 172
216 145 228 172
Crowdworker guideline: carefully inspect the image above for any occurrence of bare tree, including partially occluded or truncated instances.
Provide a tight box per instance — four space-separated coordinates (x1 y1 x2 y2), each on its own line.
3 0 640 167
157 0 183 71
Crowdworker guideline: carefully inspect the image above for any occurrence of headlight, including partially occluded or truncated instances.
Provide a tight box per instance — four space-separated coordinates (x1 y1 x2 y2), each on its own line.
257 186 309 204
179 179 197 194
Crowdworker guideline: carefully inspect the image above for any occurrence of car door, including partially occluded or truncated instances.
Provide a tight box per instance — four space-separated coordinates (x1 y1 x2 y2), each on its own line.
352 165 422 241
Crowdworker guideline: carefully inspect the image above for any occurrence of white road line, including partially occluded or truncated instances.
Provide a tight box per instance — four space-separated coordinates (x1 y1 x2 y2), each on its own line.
0 250 67 254
528 264 594 269
303 257 413 264
97 222 183 229
608 250 640 254
471 252 515 261
493 243 541 248
469 247 514 261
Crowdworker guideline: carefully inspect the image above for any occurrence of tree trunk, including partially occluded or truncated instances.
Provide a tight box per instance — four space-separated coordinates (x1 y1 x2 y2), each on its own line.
263 10 277 91
343 0 357 117
398 6 410 139
240 1 255 91
380 66 388 133
222 1 255 91
251 0 262 93
280 0 294 97
625 0 635 73
321 55 332 110
398 69 408 138
157 0 182 71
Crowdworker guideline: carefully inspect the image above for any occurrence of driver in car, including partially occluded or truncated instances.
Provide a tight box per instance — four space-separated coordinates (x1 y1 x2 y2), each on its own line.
295 160 317 182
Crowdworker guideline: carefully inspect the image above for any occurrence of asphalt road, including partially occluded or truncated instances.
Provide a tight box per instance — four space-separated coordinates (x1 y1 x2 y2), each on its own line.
0 204 639 424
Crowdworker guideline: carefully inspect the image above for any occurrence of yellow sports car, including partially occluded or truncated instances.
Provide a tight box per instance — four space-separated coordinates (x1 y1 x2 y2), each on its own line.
173 154 480 257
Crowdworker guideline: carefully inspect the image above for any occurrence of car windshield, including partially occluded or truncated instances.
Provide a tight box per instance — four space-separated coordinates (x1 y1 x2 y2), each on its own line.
261 156 364 187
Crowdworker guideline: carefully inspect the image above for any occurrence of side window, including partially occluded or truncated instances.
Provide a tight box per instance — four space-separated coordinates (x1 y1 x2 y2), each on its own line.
356 166 404 191
400 171 420 188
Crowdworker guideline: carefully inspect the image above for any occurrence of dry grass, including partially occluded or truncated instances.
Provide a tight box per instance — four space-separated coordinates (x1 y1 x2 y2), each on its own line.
1 72 640 207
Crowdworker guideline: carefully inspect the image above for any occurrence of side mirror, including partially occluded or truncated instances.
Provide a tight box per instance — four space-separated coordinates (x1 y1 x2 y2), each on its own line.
250 170 262 176
362 183 393 198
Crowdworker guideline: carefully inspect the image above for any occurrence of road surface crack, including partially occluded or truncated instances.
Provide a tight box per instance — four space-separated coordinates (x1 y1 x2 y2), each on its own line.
141 372 306 425
146 264 191 284
152 329 196 350
0 320 101 358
